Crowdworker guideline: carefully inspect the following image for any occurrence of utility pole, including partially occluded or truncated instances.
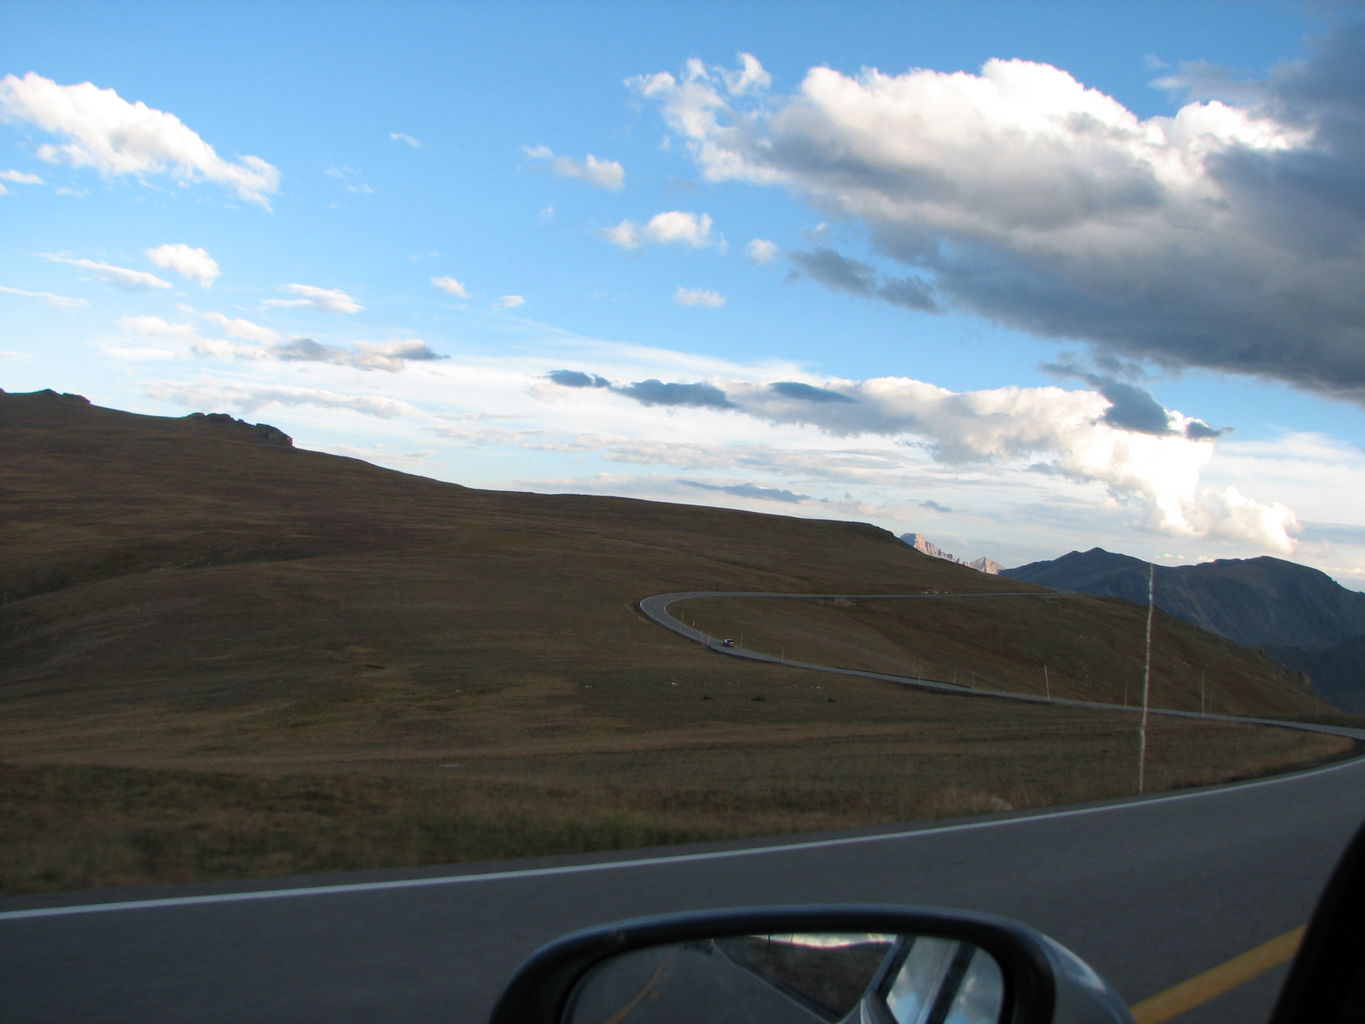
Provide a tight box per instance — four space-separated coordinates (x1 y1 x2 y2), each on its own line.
1138 563 1155 794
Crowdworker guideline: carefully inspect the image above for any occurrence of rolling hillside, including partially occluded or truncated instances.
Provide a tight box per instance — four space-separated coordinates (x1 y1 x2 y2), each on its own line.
0 389 1350 892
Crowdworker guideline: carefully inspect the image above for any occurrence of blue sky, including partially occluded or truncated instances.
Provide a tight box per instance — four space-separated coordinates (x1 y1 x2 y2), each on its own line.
4 1 1365 585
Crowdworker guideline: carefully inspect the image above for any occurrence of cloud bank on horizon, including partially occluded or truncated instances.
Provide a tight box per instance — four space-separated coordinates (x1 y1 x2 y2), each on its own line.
3 5 1364 582
545 367 1298 553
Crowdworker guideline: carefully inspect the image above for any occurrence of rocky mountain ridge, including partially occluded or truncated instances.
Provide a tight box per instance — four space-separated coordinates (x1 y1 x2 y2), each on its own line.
900 533 1003 575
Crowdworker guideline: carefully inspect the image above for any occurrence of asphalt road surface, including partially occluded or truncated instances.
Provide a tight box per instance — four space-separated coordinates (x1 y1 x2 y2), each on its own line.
4 755 1363 1023
5 591 1362 1023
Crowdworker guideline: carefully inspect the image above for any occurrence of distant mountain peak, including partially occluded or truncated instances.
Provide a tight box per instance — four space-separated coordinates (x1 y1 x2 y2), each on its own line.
900 533 1001 574
1002 549 1365 711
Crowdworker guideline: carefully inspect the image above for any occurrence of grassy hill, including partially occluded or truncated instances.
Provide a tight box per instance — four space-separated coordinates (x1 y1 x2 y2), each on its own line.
0 389 1352 892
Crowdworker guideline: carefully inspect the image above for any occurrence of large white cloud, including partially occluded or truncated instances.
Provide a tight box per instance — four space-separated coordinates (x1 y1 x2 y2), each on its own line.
633 31 1365 404
0 72 280 207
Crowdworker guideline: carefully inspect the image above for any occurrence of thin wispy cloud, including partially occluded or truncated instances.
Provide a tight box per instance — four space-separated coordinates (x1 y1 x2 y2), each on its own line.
198 312 280 344
270 337 445 372
674 286 725 307
0 284 85 308
42 253 172 291
145 380 419 418
0 168 42 194
261 283 362 314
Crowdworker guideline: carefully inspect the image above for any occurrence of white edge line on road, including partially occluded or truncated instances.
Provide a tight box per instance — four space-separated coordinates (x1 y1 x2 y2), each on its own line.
4 752 1362 923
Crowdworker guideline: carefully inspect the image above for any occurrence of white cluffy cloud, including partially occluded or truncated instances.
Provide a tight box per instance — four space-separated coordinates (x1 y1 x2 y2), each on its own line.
633 34 1365 405
523 144 624 190
431 275 470 298
546 369 1299 553
674 286 725 308
492 294 525 310
746 238 778 265
603 210 714 250
0 284 85 307
146 243 220 287
262 283 362 314
0 72 280 207
42 253 171 290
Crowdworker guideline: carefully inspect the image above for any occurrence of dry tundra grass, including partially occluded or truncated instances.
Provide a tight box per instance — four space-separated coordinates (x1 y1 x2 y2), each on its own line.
0 390 1355 893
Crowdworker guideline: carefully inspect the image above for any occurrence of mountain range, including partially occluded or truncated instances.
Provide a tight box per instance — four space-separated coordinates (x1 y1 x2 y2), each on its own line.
1003 548 1365 711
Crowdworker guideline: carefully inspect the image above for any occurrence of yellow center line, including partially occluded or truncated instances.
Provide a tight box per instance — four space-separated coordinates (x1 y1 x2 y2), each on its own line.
1129 924 1306 1024
598 949 675 1024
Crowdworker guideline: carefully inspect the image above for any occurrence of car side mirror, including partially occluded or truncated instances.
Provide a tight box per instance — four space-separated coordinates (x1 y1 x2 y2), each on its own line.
486 905 1135 1023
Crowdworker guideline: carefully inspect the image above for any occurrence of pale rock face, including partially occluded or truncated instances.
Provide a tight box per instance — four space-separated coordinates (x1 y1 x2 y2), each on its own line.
900 534 1001 574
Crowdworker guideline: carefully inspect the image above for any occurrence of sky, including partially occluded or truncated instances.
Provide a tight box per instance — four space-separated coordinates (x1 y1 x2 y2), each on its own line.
4 1 1365 586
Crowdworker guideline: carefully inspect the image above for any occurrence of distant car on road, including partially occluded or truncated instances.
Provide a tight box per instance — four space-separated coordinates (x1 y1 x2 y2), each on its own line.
720 638 736 647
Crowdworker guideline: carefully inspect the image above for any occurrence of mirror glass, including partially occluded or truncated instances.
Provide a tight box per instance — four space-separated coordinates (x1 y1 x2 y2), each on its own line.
563 931 1005 1024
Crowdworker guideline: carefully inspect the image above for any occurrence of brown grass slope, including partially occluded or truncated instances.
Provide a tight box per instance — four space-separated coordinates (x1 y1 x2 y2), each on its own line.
0 389 1350 892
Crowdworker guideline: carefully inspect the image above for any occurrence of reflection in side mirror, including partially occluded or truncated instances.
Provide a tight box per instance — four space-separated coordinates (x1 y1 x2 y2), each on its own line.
565 931 1005 1024
882 934 1005 1024
486 905 1136 1024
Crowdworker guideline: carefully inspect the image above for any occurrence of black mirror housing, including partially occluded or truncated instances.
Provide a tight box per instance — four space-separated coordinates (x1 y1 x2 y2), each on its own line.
487 905 1134 1024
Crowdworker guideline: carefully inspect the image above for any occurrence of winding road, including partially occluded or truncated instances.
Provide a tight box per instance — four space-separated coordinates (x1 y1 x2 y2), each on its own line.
3 591 1362 1023
640 590 1365 738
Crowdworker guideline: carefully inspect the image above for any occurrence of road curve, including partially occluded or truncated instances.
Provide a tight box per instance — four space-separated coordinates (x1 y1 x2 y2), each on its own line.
639 590 1365 742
